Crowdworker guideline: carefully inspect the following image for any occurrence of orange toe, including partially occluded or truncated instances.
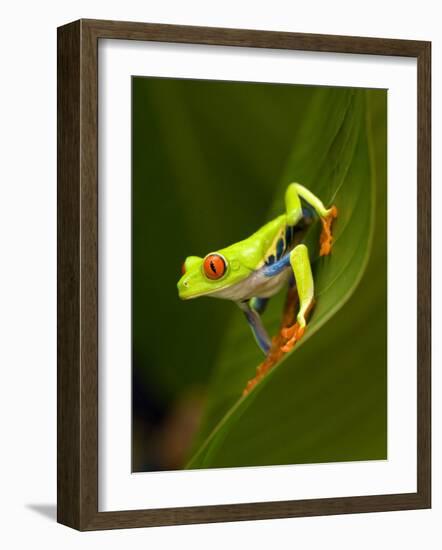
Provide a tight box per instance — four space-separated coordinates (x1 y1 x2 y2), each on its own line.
280 323 305 353
281 324 297 339
319 205 338 256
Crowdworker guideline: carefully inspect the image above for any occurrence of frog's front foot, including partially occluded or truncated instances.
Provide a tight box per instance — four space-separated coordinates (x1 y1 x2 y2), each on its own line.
280 322 305 353
280 297 315 353
319 205 338 256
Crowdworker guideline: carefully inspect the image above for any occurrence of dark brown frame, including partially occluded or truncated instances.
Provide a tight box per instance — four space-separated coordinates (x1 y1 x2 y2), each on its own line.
57 18 431 531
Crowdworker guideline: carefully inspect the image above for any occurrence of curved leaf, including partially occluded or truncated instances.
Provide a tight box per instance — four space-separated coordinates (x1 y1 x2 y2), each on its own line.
186 88 386 469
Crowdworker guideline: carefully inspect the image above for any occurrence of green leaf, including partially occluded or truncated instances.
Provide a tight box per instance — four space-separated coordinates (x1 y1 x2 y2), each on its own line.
132 78 313 404
186 88 387 469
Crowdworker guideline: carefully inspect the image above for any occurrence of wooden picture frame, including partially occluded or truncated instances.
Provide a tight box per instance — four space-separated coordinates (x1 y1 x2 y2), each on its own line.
57 18 431 530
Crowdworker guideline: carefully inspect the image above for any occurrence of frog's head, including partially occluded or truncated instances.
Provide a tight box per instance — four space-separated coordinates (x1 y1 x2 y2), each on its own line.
177 250 251 300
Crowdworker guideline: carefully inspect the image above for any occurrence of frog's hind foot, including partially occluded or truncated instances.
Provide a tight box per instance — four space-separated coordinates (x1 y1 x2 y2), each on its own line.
242 286 299 397
242 318 306 397
319 205 338 256
242 340 284 396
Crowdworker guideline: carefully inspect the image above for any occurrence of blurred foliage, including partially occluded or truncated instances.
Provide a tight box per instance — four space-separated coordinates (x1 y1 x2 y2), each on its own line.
132 77 387 472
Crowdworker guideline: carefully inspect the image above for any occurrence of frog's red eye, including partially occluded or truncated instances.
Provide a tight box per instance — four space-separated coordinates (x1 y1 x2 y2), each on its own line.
203 254 226 280
181 262 186 275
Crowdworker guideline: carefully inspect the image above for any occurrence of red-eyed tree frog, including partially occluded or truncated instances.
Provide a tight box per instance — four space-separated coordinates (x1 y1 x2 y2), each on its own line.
177 183 337 387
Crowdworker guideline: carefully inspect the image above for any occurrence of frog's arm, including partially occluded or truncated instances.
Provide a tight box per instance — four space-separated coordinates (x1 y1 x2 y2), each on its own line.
262 244 313 328
286 183 338 256
260 243 314 353
237 300 271 354
262 182 338 353
281 244 315 351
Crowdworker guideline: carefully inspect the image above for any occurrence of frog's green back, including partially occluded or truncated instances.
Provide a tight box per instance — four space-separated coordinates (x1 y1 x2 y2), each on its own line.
219 214 286 271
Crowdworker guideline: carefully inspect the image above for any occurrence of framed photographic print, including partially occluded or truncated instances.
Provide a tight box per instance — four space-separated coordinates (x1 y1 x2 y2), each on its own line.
57 19 431 530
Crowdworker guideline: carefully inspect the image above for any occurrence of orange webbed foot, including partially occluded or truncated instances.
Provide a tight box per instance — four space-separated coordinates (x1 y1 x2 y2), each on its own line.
319 205 338 256
241 285 301 397
280 323 305 353
242 343 282 397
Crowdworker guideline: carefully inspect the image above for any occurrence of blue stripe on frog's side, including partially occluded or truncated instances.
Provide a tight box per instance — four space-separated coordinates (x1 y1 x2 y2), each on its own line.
263 253 291 277
263 228 290 270
262 206 315 278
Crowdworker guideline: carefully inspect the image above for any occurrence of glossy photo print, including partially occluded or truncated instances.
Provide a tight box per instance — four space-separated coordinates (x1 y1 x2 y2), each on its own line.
132 77 387 472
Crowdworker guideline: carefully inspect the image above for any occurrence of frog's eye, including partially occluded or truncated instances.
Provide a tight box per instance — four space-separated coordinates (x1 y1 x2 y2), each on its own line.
181 262 186 275
203 253 227 280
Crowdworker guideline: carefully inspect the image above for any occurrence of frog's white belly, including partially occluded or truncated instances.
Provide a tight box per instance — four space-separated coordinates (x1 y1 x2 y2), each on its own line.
210 266 292 302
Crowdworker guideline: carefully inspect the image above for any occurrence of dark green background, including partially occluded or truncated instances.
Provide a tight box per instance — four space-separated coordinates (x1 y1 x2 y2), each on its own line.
132 77 387 472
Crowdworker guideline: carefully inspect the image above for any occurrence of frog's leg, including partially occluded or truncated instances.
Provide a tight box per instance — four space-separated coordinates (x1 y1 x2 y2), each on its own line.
280 243 315 352
237 300 271 355
287 183 338 256
250 297 269 315
285 182 304 225
242 286 297 396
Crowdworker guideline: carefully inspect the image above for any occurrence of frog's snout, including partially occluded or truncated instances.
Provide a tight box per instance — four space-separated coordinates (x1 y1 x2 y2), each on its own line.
177 276 191 300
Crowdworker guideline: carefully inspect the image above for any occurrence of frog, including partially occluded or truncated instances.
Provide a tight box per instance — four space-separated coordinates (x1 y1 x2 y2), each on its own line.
177 183 337 388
